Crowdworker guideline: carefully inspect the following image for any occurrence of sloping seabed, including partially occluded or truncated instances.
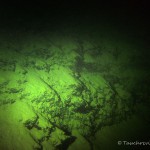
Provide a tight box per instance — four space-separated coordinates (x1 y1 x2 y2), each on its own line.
0 22 150 150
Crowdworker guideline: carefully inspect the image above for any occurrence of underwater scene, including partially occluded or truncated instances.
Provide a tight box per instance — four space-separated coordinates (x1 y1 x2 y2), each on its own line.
0 2 150 150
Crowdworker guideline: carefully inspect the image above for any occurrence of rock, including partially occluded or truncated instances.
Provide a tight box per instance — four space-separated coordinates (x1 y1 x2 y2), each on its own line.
37 115 53 130
0 101 37 150
42 139 55 150
13 101 38 125
68 130 91 150
49 128 70 147
30 128 46 143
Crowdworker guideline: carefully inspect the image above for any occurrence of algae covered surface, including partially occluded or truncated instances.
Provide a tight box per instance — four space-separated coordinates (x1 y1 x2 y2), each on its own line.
0 2 150 150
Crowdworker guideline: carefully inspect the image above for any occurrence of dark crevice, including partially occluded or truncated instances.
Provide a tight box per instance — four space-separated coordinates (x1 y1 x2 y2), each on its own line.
56 136 76 150
39 77 61 102
24 115 39 130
